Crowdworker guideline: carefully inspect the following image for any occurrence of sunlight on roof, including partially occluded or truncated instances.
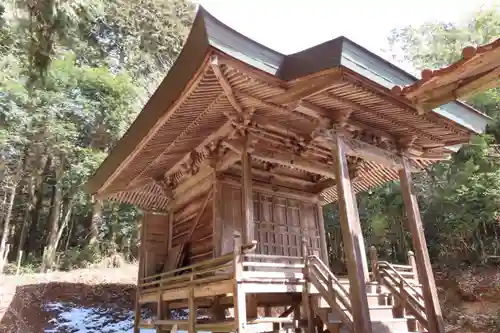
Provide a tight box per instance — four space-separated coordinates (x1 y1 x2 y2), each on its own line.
196 0 497 73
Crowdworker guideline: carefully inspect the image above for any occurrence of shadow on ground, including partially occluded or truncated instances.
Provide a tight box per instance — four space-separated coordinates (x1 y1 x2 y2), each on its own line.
0 281 137 333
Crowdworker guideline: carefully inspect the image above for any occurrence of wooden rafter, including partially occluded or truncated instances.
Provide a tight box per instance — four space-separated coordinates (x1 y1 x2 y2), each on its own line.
323 91 444 144
211 55 244 114
266 69 342 105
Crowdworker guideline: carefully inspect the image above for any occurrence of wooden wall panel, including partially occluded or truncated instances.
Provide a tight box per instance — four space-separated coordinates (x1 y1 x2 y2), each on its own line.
143 212 169 274
171 191 214 265
217 183 241 255
217 179 326 259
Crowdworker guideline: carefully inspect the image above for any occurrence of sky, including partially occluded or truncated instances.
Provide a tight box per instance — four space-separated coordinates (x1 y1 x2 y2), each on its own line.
196 0 497 73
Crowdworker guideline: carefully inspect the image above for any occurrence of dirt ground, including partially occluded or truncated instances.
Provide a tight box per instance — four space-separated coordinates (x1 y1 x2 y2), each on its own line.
1 263 499 333
0 264 138 333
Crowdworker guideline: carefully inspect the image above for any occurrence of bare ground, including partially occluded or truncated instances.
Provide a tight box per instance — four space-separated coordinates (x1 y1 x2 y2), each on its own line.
0 263 499 333
0 264 138 333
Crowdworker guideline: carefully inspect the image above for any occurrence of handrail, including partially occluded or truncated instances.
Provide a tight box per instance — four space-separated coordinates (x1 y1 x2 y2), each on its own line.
378 261 423 299
309 255 351 304
141 241 257 284
306 254 353 332
377 261 428 330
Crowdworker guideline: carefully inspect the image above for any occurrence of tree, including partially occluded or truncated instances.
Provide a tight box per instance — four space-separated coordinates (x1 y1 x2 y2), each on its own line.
323 6 500 268
0 0 194 273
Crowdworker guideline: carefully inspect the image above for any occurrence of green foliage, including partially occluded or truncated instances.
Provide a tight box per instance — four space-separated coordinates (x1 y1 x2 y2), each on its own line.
325 6 500 269
0 0 194 273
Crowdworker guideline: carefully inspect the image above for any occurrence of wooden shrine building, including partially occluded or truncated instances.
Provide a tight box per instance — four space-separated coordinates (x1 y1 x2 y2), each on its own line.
86 7 490 333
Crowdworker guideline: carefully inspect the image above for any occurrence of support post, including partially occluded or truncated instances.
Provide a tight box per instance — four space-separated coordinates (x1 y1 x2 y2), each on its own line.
134 213 147 333
316 204 329 262
233 231 247 333
188 273 196 333
301 239 315 333
157 293 163 333
331 136 372 333
408 250 419 283
241 136 254 244
399 157 445 333
369 246 378 282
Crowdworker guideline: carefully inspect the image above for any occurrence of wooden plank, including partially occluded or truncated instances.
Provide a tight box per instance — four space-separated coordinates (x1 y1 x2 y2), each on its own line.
141 279 234 303
331 135 372 333
399 157 445 333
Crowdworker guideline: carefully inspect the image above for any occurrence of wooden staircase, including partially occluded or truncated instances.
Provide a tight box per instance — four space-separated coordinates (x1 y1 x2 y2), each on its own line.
304 253 428 333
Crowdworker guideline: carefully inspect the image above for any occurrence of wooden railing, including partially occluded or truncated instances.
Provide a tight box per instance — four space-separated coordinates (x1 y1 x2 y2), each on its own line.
305 254 354 332
139 240 257 294
377 260 428 330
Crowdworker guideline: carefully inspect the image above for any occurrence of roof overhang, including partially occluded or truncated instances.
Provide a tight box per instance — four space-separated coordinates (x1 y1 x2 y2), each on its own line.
393 38 500 117
85 6 491 206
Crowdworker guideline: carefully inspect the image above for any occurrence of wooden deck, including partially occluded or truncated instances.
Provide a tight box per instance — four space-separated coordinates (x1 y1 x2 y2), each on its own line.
137 240 427 333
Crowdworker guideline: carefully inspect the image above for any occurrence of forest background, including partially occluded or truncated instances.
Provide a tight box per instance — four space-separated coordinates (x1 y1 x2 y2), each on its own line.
0 1 499 274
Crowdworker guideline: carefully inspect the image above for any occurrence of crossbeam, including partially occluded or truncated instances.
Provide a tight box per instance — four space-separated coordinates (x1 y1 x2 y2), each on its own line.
317 130 421 172
223 139 335 179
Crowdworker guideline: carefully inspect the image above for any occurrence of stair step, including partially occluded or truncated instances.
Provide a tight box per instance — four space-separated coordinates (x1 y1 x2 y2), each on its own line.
327 305 395 322
331 318 409 333
318 293 389 308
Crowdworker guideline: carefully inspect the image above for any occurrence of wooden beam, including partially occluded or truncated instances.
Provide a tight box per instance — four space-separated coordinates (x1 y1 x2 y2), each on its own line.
241 135 255 244
267 70 342 105
220 175 319 204
211 55 244 114
415 65 500 112
324 91 443 144
164 121 233 179
319 130 420 172
332 135 372 333
399 157 445 333
232 164 316 189
224 139 335 179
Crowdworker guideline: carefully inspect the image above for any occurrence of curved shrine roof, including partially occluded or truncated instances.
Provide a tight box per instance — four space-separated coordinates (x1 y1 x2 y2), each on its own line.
85 7 490 211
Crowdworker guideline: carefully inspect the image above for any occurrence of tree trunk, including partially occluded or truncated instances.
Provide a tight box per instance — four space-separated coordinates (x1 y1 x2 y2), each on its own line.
65 215 75 251
0 158 23 273
27 156 51 255
55 199 73 252
16 177 35 266
0 184 18 273
42 160 64 272
88 200 103 245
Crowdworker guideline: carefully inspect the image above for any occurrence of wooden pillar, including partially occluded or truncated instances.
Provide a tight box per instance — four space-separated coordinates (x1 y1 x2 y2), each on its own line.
399 157 445 333
241 136 254 244
316 204 329 262
301 239 315 333
167 211 173 251
134 213 147 333
408 250 419 284
233 231 247 333
332 136 372 333
369 246 378 282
